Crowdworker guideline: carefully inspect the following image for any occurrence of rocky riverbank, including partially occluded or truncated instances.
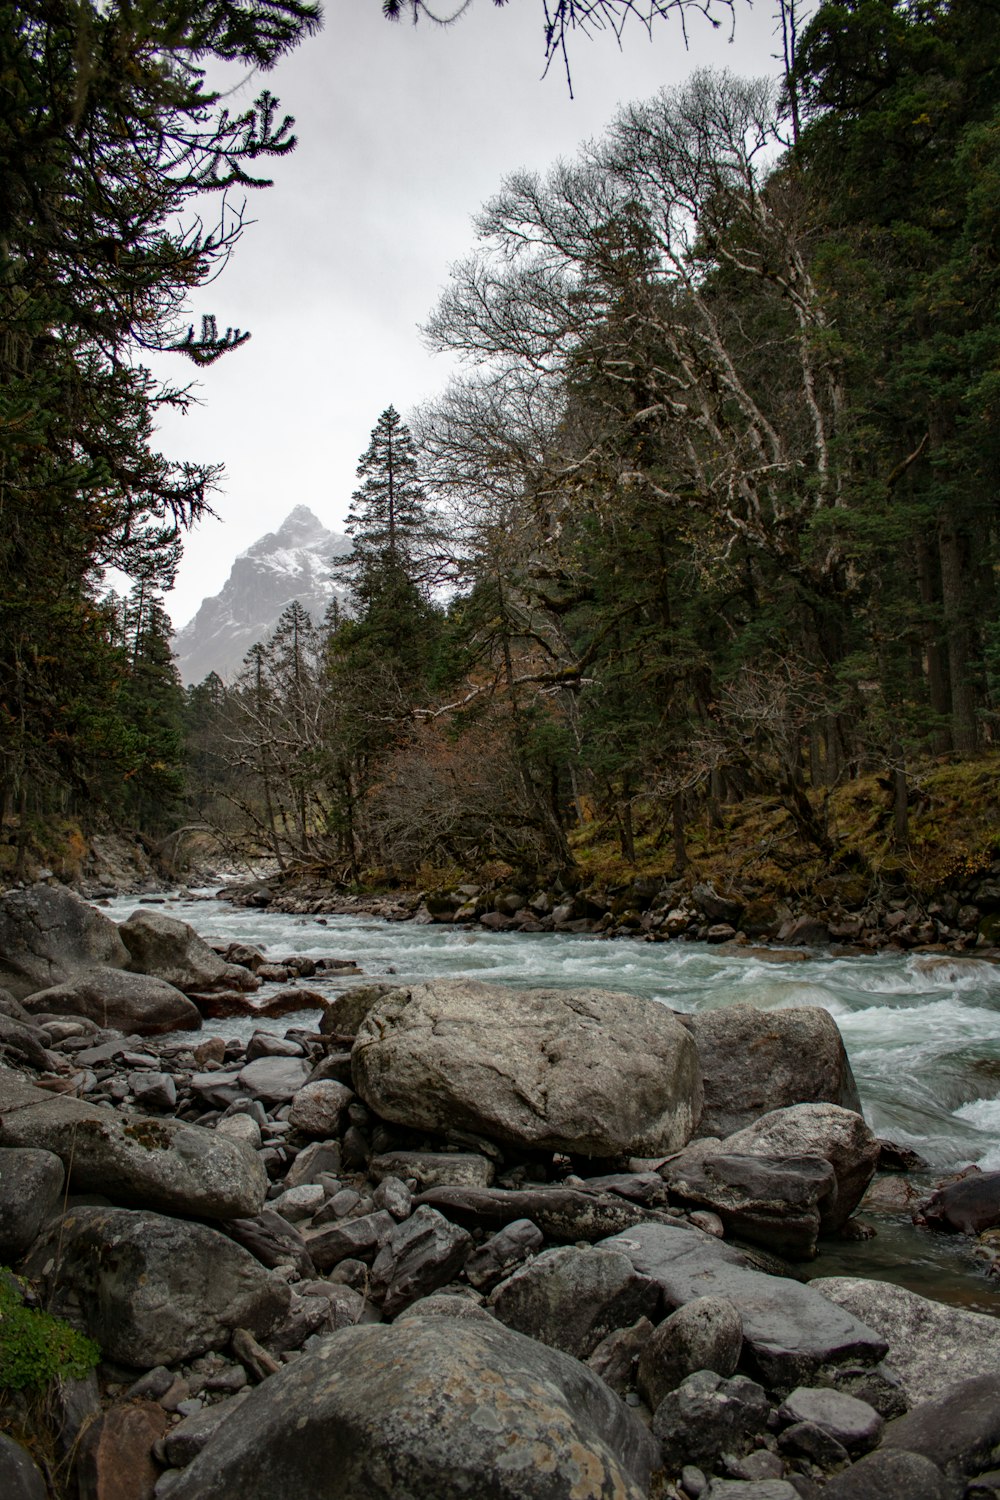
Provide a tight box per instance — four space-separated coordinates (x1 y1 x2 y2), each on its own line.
216 864 1000 961
1 883 1000 1499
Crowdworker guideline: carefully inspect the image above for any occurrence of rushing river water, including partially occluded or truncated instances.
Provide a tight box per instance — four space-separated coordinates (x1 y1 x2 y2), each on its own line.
102 888 1000 1312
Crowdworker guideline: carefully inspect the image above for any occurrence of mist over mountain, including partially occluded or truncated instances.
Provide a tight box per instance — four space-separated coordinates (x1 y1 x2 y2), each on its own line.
172 505 350 686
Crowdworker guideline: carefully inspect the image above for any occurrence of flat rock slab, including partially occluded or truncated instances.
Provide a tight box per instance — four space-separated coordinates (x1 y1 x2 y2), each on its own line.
352 978 703 1158
28 1206 290 1367
812 1277 1000 1406
600 1222 887 1389
416 1184 656 1243
23 968 201 1035
0 1068 266 1220
157 1312 659 1500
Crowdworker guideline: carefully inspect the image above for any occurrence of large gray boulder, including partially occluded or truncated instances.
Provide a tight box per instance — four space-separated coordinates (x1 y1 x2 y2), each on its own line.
0 884 128 999
812 1277 1000 1406
880 1373 1000 1492
0 1069 266 1220
600 1222 887 1390
353 979 703 1158
687 1005 861 1137
27 1207 290 1367
157 1312 660 1499
489 1245 660 1360
117 909 256 995
23 967 201 1035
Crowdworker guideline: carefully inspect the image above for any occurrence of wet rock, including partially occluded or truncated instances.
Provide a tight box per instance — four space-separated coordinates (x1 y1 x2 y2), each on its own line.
688 1005 861 1138
915 1169 1000 1235
489 1245 660 1360
416 1183 657 1243
23 969 201 1036
287 1079 354 1136
0 1069 266 1220
636 1295 743 1411
75 1400 167 1500
601 1222 887 1390
370 1149 495 1190
811 1277 1000 1405
369 1205 473 1316
0 883 129 999
118 909 256 995
0 1146 64 1260
28 1206 290 1367
653 1369 771 1470
464 1218 545 1291
353 978 703 1159
155 1313 659 1500
720 1103 879 1232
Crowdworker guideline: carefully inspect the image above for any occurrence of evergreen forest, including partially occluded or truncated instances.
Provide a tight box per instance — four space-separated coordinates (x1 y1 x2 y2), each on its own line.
3 0 999 901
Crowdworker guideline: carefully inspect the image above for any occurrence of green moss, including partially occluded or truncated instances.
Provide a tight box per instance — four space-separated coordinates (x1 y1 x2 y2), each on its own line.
0 1276 99 1393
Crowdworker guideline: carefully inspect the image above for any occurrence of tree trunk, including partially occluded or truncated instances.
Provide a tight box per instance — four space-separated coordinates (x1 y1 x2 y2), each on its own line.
939 513 978 753
915 535 952 752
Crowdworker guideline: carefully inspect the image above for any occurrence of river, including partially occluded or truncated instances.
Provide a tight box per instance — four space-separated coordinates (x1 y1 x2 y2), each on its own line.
102 888 1000 1312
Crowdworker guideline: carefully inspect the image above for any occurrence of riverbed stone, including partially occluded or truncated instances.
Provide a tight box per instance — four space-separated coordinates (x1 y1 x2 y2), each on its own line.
0 1012 51 1071
489 1245 660 1359
0 884 129 999
238 1055 310 1104
811 1277 1000 1405
155 1313 660 1500
319 982 402 1037
686 1005 861 1138
820 1448 949 1500
74 1398 168 1500
0 1433 47 1500
416 1183 653 1242
880 1373 1000 1489
659 1140 836 1259
117 909 256 995
0 1146 65 1260
719 1103 879 1232
22 968 201 1036
303 1208 396 1270
652 1369 771 1471
600 1222 887 1390
287 1079 354 1136
636 1294 743 1411
0 1068 266 1220
915 1170 1000 1235
465 1218 545 1291
370 1148 495 1190
778 1386 883 1455
27 1206 290 1367
369 1205 473 1315
352 978 703 1158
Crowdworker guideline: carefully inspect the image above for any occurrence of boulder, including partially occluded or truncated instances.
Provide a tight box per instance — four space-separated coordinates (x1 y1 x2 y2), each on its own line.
489 1245 660 1360
288 1079 354 1136
687 1005 861 1138
636 1295 743 1411
659 1141 836 1259
601 1222 887 1390
22 968 201 1035
353 979 703 1158
0 1146 65 1260
238 1056 310 1104
820 1448 949 1500
0 884 128 999
74 1399 168 1500
0 1012 51 1071
652 1369 771 1471
915 1170 1000 1235
778 1386 883 1456
719 1103 879 1232
155 1313 660 1500
465 1219 545 1292
319 982 401 1037
117 909 255 995
0 1069 266 1220
811 1277 1000 1406
27 1207 290 1367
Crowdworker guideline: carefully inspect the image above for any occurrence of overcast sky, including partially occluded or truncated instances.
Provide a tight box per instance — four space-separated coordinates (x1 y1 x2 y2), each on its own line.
159 0 782 631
